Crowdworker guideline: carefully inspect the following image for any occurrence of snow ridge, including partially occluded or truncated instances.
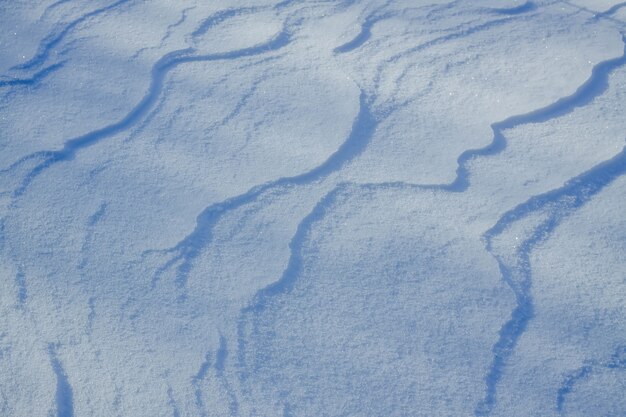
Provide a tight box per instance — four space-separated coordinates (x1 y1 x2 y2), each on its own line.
556 345 626 414
12 0 133 72
150 92 376 291
4 21 293 197
48 344 74 417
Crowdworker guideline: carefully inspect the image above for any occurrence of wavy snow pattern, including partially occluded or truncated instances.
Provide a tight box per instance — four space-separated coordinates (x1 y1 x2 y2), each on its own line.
151 92 376 290
476 145 626 416
235 26 626 417
490 1 537 15
192 351 212 417
598 2 626 18
48 345 74 417
0 62 65 89
2 2 626 416
237 185 347 382
7 24 292 197
556 346 626 414
13 0 132 72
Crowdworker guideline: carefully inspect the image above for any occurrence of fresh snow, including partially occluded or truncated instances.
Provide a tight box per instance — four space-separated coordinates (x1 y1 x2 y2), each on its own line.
0 1 625 416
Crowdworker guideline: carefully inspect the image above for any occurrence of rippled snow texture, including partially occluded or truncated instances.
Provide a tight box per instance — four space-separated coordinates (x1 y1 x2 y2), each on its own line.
0 1 625 416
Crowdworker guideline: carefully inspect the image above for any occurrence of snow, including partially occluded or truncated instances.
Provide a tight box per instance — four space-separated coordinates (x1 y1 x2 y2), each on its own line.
0 1 625 416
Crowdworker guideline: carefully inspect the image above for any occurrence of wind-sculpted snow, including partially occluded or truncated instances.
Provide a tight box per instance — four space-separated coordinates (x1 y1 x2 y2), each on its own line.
0 62 65 89
476 145 626 416
150 92 375 292
48 344 74 417
1 1 625 416
447 33 626 193
490 1 537 15
5 23 293 197
13 0 133 72
557 346 626 415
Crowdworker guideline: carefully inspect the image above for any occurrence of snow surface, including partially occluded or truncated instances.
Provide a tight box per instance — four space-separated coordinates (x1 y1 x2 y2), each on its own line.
0 1 625 416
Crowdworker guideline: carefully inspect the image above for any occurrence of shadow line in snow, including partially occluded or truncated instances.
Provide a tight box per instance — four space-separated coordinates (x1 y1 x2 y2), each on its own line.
148 91 376 292
192 350 212 417
476 145 626 416
48 344 74 417
236 184 347 384
13 0 133 72
556 345 626 414
489 1 537 15
5 24 292 198
446 34 626 193
0 62 65 89
596 2 626 19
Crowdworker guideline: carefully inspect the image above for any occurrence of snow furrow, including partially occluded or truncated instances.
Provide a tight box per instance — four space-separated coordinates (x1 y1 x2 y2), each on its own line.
192 351 212 417
78 202 107 272
167 386 181 417
150 92 376 290
48 344 74 417
489 1 537 15
336 31 626 417
132 6 197 60
446 33 626 192
14 269 27 306
6 23 293 198
556 346 626 414
12 0 133 72
0 62 65 89
40 0 74 21
597 1 626 18
236 184 347 383
192 7 262 40
475 134 626 415
215 336 240 416
333 0 394 54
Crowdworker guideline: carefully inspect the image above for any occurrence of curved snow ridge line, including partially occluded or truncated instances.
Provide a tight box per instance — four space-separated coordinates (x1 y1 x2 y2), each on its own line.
78 202 107 271
380 15 516 74
365 34 626 194
339 2 506 58
215 336 240 416
353 36 626 416
236 184 348 384
242 184 346 312
86 297 96 336
40 0 74 21
48 344 74 417
192 6 263 39
191 336 239 417
335 0 471 55
274 0 302 11
489 1 537 15
192 350 212 417
10 27 293 198
485 146 626 243
0 62 65 89
334 10 395 54
556 345 626 413
446 33 626 193
475 148 626 416
166 387 181 417
594 1 626 19
558 0 626 25
333 0 395 54
132 6 196 60
14 269 27 306
12 0 133 72
150 92 377 290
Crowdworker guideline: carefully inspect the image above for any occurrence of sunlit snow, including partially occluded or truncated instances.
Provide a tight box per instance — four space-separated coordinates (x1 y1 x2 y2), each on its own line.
1 1 625 416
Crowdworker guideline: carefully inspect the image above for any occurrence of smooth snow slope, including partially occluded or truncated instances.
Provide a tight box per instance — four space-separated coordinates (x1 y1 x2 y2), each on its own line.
0 1 625 416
